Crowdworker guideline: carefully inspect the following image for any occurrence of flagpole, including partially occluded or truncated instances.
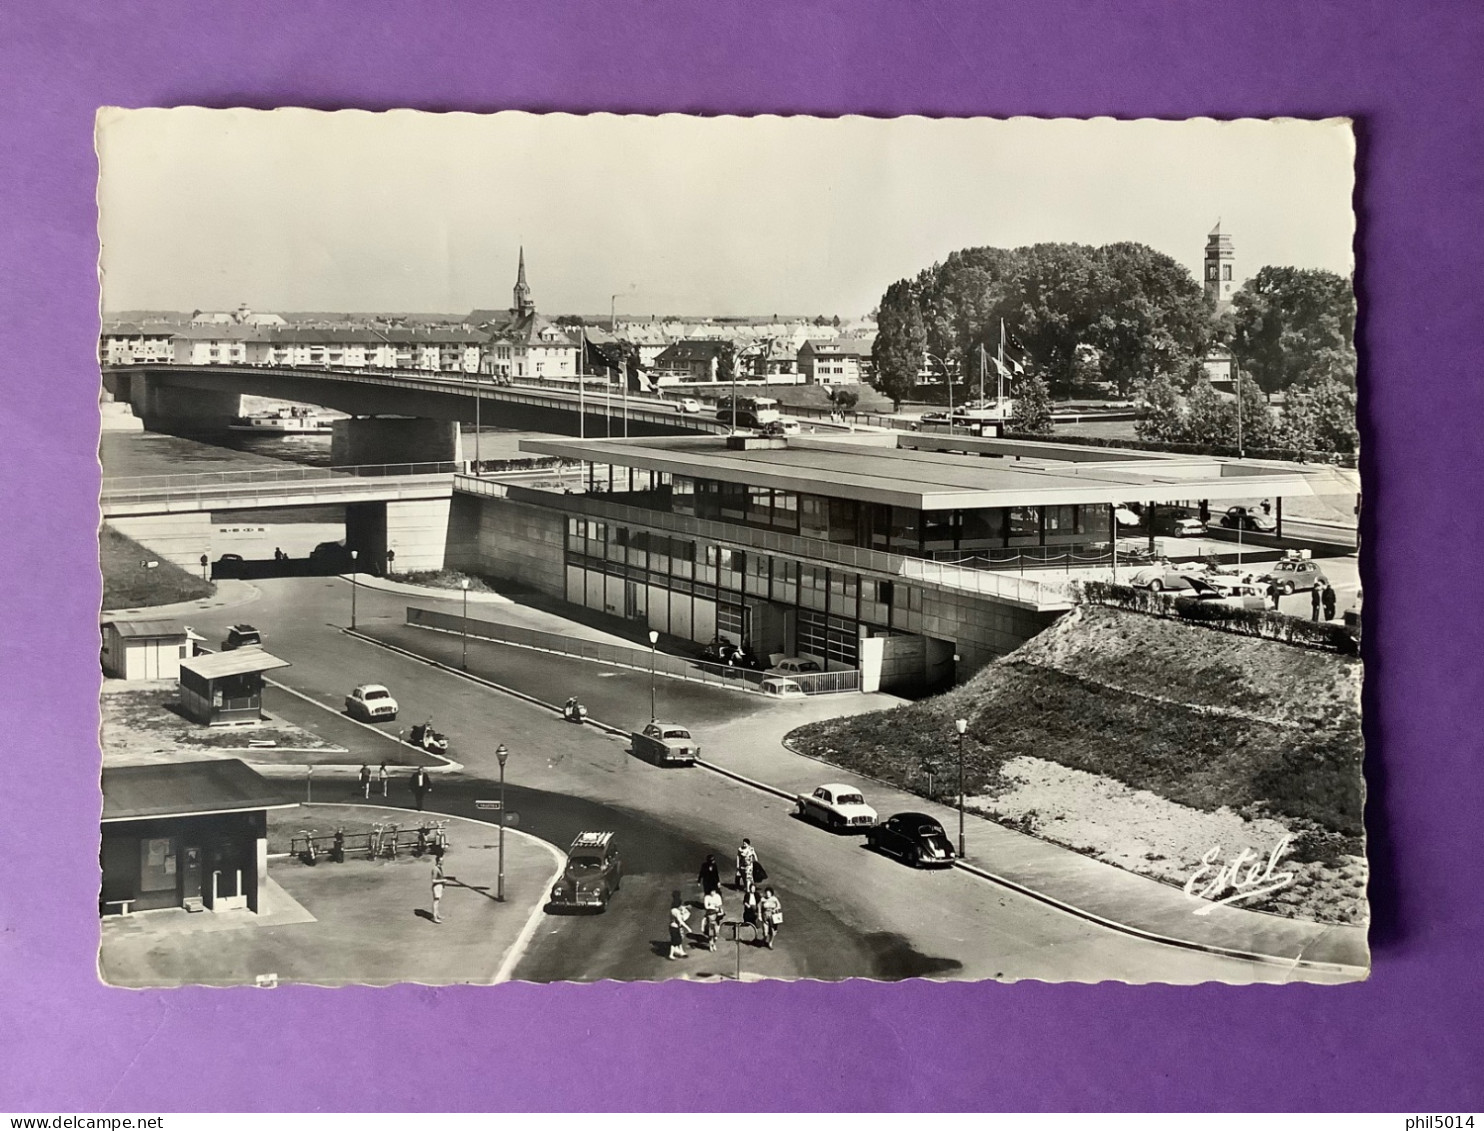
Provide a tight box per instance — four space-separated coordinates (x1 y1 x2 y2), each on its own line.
998 319 1006 419
579 326 587 439
979 343 985 409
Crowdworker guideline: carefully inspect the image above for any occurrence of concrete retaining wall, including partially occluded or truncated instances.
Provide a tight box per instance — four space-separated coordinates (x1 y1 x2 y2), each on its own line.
445 493 566 600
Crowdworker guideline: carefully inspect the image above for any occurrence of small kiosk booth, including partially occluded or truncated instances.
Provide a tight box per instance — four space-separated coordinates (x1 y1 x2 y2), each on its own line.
177 649 290 726
100 759 296 916
101 619 201 681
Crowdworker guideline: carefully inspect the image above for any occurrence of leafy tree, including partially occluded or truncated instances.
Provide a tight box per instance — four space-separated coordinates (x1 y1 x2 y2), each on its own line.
1182 378 1235 448
829 388 859 412
871 279 928 409
1280 379 1358 454
1135 373 1185 442
1008 372 1054 435
1231 267 1357 393
1233 371 1276 450
1084 242 1213 398
716 343 738 385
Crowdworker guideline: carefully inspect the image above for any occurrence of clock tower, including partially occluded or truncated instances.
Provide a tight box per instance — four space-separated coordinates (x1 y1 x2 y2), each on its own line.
1204 222 1236 313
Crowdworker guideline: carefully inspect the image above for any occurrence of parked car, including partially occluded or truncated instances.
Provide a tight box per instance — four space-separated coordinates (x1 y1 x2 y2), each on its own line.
763 417 802 436
759 676 806 699
221 623 262 650
1181 576 1268 610
917 411 950 425
675 397 703 414
1172 517 1208 538
867 812 957 868
309 540 355 573
795 784 878 832
1128 563 1197 593
345 683 399 721
631 721 699 767
1113 506 1141 528
1219 506 1277 533
768 656 823 677
549 831 622 911
212 553 246 579
1259 556 1328 595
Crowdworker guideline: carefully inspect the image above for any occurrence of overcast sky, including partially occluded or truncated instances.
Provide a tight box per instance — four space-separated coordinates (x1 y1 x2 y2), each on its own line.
97 109 1355 318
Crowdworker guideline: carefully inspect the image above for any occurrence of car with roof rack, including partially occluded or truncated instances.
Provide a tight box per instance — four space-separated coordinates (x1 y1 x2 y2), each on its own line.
549 831 622 911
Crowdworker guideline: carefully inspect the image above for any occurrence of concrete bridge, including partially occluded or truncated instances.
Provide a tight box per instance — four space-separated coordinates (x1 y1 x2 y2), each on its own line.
102 362 725 462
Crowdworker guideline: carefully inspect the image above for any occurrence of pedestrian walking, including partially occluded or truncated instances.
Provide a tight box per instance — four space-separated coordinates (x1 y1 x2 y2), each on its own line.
410 767 431 811
1261 499 1272 517
358 763 371 799
1267 578 1282 611
377 761 389 798
698 854 721 896
1311 581 1325 623
667 891 691 960
701 888 724 952
741 886 760 937
759 888 783 949
430 856 446 923
735 839 757 892
1322 581 1337 622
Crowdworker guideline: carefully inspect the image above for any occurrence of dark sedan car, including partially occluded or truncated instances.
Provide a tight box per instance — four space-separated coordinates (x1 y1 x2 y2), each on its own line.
867 812 957 868
1219 506 1277 533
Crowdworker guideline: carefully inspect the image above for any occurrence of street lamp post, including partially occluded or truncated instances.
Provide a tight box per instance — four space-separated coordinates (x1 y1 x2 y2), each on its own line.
648 629 659 722
349 549 359 630
927 353 956 434
495 743 509 902
460 577 470 669
954 718 968 860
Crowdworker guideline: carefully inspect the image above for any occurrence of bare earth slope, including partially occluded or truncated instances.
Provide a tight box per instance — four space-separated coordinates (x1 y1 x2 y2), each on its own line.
788 605 1366 924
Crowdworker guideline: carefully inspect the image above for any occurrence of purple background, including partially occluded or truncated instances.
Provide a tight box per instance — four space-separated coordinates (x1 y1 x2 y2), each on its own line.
3 0 1481 1112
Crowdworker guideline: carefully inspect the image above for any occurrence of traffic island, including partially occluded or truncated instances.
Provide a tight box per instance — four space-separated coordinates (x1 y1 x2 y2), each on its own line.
99 805 563 988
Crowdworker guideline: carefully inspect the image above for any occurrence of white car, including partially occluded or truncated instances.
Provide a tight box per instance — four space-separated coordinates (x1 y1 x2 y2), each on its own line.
759 676 806 698
795 784 878 832
675 397 703 414
346 683 399 722
1114 506 1141 528
764 417 802 436
768 656 822 677
1173 517 1207 537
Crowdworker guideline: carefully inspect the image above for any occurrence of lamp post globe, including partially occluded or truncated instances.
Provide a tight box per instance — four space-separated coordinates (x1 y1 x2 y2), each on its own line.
349 549 359 629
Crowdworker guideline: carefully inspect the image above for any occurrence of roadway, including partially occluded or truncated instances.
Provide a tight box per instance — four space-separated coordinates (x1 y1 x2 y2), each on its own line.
174 574 1340 984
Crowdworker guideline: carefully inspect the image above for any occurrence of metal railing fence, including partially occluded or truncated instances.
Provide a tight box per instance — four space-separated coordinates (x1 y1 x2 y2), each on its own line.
406 606 861 695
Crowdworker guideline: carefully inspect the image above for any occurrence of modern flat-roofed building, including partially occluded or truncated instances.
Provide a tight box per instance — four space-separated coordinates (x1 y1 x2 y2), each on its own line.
450 433 1346 693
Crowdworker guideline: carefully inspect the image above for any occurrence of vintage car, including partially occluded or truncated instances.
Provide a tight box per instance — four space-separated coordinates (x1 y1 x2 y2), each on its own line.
632 721 699 766
1172 516 1208 538
760 676 806 699
221 623 262 650
1128 563 1198 593
1259 556 1328 595
675 397 703 414
549 831 622 910
795 784 878 832
768 656 823 678
1219 505 1277 533
1182 575 1268 610
345 683 399 722
867 812 957 868
1113 505 1142 528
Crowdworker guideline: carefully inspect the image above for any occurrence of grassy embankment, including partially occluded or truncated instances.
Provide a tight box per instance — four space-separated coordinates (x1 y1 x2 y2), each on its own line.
101 526 215 609
787 604 1365 923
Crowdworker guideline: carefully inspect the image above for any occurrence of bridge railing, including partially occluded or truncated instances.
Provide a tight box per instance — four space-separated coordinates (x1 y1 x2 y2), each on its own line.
100 461 465 495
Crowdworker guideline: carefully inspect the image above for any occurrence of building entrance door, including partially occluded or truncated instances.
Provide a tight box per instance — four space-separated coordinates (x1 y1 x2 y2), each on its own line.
180 844 203 909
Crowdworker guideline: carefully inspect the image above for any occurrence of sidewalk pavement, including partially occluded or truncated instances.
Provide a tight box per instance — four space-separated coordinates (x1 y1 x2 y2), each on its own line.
99 805 563 988
360 618 1369 975
103 578 260 620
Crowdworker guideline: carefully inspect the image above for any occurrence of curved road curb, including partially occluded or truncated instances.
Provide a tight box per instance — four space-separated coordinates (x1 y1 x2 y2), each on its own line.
344 626 1366 977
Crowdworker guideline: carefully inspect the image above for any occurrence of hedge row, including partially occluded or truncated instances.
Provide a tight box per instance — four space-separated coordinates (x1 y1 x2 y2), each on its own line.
1077 580 1359 654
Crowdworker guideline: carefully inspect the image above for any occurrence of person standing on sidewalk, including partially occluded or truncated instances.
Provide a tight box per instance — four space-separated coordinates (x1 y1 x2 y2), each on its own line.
1311 580 1325 622
735 838 758 892
377 761 389 798
759 888 783 949
1266 577 1283 612
698 854 721 897
1322 581 1337 622
667 891 691 960
410 767 431 811
358 763 372 799
430 856 446 923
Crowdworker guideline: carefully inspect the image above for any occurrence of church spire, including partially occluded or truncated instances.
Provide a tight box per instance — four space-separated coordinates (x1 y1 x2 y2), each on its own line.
512 246 534 315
